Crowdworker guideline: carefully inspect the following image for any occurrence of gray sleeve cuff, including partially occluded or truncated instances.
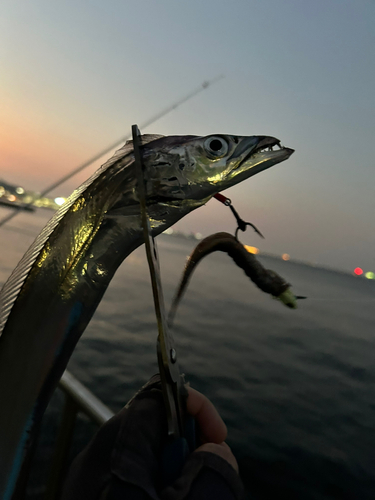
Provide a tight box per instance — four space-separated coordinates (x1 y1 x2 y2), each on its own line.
161 451 244 500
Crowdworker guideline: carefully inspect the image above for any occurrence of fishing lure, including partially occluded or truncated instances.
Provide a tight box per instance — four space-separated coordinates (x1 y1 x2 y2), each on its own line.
169 232 298 327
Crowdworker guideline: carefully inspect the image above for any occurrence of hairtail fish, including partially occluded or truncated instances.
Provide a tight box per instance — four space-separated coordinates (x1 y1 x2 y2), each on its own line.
0 133 293 497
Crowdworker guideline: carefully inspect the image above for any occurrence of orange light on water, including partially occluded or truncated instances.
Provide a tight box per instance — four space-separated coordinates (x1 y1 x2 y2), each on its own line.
282 253 290 261
354 267 363 276
244 245 259 254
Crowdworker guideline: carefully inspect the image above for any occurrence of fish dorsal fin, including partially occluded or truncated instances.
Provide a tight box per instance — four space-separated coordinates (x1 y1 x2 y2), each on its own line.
0 140 139 337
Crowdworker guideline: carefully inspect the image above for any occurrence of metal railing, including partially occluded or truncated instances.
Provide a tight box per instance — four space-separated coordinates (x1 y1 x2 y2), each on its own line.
43 370 115 500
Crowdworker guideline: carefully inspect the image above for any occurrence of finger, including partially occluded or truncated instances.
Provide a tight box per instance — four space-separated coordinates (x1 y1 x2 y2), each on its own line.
186 387 227 444
195 442 239 473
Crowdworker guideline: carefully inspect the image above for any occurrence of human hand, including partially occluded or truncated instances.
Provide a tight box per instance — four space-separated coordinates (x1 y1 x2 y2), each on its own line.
186 386 239 473
62 375 243 500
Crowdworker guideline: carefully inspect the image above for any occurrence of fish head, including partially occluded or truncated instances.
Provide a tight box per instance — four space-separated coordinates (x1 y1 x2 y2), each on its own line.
141 134 294 207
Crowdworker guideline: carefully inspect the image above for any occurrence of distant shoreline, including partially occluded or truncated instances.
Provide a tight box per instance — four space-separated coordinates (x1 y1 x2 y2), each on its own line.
161 230 374 280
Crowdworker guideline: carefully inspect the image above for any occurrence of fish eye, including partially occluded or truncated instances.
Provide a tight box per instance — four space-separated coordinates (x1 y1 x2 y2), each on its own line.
204 136 229 158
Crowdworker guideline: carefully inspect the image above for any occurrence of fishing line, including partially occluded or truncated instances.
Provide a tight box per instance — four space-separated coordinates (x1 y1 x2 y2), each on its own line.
0 75 224 231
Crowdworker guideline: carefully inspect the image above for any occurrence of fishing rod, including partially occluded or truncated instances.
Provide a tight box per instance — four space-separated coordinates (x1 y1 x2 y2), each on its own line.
0 75 224 230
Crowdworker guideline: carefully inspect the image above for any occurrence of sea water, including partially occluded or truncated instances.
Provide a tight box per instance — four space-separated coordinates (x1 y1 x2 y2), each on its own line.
1 209 374 500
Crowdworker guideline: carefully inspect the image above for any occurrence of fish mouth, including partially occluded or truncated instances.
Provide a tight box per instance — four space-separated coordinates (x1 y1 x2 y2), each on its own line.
219 135 294 190
237 136 294 170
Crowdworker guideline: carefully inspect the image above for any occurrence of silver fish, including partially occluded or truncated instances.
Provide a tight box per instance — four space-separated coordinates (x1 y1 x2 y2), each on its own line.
0 133 293 497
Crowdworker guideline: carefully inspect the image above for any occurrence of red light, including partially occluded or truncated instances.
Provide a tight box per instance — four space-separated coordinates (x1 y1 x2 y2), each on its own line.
354 267 363 276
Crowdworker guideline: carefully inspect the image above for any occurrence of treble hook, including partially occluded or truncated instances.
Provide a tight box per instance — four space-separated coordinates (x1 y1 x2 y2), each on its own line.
213 193 264 239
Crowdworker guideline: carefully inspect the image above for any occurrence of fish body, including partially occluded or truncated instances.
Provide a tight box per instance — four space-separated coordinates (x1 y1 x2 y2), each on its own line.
0 133 293 497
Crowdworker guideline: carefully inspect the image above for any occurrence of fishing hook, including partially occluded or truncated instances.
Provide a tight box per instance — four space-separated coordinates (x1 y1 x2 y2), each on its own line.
213 193 264 239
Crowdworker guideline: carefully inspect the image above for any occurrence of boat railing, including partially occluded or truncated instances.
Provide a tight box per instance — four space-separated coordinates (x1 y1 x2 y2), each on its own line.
42 370 114 500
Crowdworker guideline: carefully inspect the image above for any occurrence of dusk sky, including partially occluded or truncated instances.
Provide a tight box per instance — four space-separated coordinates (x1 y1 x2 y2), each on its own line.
1 0 374 273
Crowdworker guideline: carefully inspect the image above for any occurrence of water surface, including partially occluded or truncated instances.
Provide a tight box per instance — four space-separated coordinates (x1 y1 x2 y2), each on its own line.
1 208 374 499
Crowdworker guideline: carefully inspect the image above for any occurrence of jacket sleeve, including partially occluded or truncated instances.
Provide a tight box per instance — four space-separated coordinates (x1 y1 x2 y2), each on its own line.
98 451 244 500
161 451 244 500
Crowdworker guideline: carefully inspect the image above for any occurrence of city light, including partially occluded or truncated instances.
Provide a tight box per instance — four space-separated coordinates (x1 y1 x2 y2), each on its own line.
282 253 290 261
244 245 259 254
54 197 66 206
354 267 363 276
